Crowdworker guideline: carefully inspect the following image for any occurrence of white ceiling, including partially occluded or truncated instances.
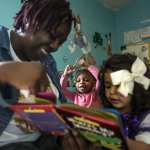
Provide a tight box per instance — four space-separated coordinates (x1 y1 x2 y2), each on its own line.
98 0 130 11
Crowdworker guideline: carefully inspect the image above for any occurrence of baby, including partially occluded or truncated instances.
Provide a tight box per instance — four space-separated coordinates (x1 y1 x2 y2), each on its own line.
60 65 102 109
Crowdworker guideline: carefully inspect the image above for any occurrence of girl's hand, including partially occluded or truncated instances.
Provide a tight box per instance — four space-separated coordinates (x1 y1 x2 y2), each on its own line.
63 65 75 76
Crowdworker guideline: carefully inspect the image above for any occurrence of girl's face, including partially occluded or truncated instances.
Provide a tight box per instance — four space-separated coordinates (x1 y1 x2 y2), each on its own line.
104 69 132 113
75 72 96 93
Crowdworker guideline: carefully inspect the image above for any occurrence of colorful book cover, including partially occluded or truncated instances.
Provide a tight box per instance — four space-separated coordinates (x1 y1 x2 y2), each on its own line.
10 103 128 150
56 104 129 150
10 104 69 134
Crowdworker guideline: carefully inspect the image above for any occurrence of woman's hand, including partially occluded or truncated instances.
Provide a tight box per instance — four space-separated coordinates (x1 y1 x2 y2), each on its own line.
0 61 49 94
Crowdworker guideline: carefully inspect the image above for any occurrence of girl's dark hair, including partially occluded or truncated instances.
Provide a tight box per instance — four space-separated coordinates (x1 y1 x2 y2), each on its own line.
100 53 150 115
14 0 73 44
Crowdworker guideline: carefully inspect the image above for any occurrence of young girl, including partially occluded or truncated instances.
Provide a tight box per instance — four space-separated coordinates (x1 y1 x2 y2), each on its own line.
60 65 102 109
100 53 150 150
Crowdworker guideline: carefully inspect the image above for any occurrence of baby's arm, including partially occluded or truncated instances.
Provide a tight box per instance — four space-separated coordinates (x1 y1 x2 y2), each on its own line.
63 65 75 76
60 65 76 101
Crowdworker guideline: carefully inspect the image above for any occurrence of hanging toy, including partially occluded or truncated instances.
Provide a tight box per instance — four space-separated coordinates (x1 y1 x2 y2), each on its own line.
93 32 103 48
68 15 91 54
62 55 68 64
105 32 112 56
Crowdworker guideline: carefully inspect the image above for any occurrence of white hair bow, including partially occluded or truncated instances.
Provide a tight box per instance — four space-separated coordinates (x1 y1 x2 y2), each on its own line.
110 58 150 97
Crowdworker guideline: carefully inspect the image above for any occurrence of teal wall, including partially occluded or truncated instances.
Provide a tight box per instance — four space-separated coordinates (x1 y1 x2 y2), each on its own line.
0 0 21 28
53 0 116 70
115 0 150 51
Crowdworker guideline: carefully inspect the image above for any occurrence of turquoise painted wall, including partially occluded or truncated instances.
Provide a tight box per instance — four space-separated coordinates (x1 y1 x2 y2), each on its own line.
115 0 150 51
0 0 115 71
53 0 116 70
0 0 21 28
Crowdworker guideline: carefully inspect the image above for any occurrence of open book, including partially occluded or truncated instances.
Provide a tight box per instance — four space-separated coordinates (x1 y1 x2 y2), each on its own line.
10 103 128 150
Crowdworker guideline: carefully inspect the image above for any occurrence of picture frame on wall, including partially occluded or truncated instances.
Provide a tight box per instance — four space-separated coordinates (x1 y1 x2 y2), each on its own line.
122 42 150 64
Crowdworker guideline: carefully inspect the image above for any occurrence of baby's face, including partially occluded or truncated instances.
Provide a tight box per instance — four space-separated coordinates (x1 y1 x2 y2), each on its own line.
75 72 96 93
